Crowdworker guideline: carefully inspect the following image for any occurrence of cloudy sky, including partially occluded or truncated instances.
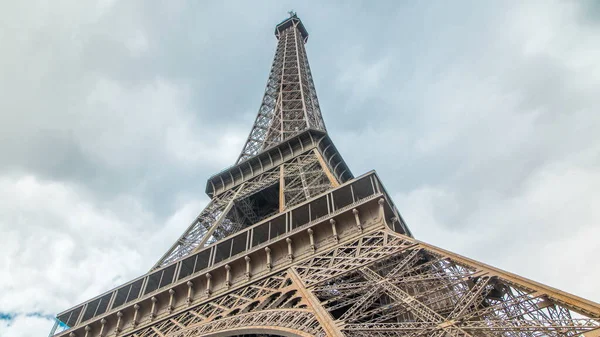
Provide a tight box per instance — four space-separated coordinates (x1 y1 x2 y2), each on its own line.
1 1 600 336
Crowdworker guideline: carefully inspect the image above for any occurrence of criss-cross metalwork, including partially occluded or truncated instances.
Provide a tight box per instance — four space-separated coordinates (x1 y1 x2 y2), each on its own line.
294 231 600 337
51 13 600 337
237 14 326 164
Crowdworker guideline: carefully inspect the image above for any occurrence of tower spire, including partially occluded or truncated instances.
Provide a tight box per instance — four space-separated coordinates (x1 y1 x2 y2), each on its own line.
51 13 600 337
237 14 326 164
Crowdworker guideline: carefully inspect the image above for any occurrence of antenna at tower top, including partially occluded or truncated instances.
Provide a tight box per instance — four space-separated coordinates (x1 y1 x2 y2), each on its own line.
288 10 297 18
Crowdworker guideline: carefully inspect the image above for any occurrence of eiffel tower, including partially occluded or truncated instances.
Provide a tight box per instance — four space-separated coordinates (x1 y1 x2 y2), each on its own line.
51 13 600 337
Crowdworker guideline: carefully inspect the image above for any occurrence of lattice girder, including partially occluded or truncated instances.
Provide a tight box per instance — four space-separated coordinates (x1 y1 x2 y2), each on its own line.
238 15 325 164
52 172 392 337
51 13 600 337
53 184 599 337
154 140 344 269
293 230 600 337
153 130 351 270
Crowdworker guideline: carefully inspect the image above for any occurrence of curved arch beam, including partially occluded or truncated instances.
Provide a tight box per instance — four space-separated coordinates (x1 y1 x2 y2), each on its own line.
167 309 323 337
200 326 312 337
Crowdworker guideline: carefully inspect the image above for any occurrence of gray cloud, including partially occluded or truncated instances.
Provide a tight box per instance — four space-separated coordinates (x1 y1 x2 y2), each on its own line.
1 1 599 336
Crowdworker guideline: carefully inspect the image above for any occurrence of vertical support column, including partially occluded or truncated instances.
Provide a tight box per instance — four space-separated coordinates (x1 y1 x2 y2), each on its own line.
132 304 140 327
286 238 294 260
279 165 286 212
330 219 338 242
99 318 107 337
313 149 340 187
245 256 252 280
150 297 157 320
115 311 123 334
167 289 175 313
205 273 212 296
352 209 362 232
292 22 309 127
307 228 315 252
225 264 232 288
288 269 344 337
378 198 387 225
389 217 398 232
186 281 194 305
265 247 272 271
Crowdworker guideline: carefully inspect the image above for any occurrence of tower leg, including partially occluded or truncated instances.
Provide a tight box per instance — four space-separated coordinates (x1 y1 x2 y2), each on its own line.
289 269 345 337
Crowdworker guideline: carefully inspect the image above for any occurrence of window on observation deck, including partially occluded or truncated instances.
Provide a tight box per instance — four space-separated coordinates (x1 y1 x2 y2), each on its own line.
332 184 354 210
269 214 286 239
110 278 143 310
81 292 112 322
56 305 82 328
252 221 270 247
214 232 248 264
143 264 176 295
291 203 309 229
310 195 328 220
177 249 210 280
231 232 247 257
352 176 376 200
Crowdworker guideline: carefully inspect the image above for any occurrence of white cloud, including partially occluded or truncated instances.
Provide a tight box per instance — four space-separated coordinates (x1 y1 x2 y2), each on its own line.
2 1 600 336
0 175 204 329
76 75 241 171
334 48 392 106
0 314 55 337
0 175 147 313
387 0 600 302
396 162 600 301
125 29 150 57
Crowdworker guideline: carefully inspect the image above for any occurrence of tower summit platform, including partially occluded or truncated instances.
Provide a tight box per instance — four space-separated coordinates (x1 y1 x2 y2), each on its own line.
275 12 309 41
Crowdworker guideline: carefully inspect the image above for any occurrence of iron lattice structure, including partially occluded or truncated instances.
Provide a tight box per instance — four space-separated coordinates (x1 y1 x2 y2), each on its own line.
52 13 600 337
237 14 326 164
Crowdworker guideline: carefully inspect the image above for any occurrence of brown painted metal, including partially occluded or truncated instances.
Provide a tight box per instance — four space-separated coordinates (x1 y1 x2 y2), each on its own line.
52 12 600 337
